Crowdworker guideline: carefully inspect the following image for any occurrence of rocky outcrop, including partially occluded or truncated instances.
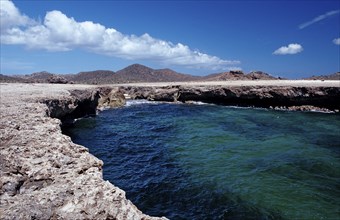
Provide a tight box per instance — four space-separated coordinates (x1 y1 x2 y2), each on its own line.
47 75 69 84
247 71 278 80
305 72 340 81
42 89 100 121
286 105 336 113
122 85 340 112
203 70 278 81
0 84 166 220
97 87 126 110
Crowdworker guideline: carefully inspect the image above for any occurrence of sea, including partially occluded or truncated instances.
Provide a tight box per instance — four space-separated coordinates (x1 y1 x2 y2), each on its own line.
63 100 340 220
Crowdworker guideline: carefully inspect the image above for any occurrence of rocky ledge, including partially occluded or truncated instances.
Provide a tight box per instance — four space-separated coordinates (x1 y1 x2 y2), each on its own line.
122 85 340 112
0 84 166 220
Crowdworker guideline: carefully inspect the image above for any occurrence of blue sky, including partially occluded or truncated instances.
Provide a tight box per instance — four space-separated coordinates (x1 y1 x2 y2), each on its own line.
1 0 339 78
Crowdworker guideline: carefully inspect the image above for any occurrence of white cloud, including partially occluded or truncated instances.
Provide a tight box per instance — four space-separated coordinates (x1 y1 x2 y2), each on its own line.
0 0 240 71
0 0 32 32
299 10 340 29
333 38 340 45
273 43 303 55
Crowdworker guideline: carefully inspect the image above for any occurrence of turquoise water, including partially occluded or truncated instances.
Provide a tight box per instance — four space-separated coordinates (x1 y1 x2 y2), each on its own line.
64 101 340 219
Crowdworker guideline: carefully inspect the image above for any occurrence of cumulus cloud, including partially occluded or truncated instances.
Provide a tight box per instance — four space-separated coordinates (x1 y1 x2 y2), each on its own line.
0 0 240 71
333 38 340 45
299 10 340 29
0 0 32 31
273 43 303 55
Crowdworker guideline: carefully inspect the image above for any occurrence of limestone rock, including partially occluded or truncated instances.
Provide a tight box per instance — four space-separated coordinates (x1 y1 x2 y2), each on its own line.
98 87 126 109
42 89 100 120
0 84 166 220
148 86 180 102
47 75 69 84
122 85 340 112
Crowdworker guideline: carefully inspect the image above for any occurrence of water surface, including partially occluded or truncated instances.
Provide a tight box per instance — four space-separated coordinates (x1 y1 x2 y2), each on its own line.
64 101 340 219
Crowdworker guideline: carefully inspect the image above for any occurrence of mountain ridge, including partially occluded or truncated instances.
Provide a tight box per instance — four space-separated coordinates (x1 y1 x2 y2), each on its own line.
1 64 338 84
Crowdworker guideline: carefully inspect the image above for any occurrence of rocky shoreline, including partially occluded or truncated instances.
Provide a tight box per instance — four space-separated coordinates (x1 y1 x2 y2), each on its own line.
122 85 340 113
1 82 339 219
0 84 166 220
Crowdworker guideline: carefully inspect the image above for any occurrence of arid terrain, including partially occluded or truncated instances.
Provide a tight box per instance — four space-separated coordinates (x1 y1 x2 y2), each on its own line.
1 81 339 219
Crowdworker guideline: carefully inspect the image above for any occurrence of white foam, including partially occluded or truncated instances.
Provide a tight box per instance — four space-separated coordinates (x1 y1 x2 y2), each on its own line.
125 99 157 107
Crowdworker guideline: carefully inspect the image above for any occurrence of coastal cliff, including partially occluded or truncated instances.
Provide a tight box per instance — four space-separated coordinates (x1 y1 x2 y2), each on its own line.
1 82 339 219
122 85 340 112
0 84 165 220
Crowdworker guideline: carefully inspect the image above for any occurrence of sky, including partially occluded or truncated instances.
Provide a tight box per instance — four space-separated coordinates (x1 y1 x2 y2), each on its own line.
0 0 339 78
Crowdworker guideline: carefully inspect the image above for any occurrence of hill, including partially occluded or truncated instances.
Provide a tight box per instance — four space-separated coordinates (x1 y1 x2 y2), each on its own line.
203 70 278 81
113 64 199 83
63 64 199 84
0 71 64 83
15 71 55 83
66 70 116 84
1 65 199 84
1 64 338 84
0 74 26 83
305 72 340 80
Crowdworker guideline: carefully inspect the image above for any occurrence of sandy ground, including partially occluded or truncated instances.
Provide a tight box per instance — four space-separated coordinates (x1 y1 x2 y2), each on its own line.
0 83 97 102
1 80 338 106
1 80 339 99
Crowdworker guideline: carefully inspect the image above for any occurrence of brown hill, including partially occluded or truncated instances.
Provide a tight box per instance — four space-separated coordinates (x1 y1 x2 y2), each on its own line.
154 68 199 82
305 72 340 80
0 64 198 84
247 71 278 80
29 71 55 80
67 70 116 84
0 71 59 83
0 74 26 83
6 64 337 84
16 71 55 83
203 70 246 81
65 64 198 84
113 64 199 83
203 70 278 81
24 71 71 83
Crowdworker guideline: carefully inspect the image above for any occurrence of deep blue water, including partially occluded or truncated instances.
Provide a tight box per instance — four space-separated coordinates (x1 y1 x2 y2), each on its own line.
64 101 340 220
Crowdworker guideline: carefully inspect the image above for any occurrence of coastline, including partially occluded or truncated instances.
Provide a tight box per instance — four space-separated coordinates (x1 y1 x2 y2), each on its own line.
120 81 340 112
0 83 166 220
1 81 339 219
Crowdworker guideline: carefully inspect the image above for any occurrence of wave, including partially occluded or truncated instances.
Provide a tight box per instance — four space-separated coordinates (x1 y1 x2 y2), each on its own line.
125 99 158 107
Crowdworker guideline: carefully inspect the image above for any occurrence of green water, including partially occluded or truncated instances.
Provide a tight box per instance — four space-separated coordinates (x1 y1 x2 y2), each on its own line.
65 102 340 219
172 106 340 219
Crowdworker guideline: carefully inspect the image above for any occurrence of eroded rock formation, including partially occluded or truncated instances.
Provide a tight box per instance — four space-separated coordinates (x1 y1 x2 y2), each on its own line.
122 85 340 112
0 84 166 220
97 87 126 110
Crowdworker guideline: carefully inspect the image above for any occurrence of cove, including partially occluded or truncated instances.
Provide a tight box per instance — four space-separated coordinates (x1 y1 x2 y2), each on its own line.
63 101 340 219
